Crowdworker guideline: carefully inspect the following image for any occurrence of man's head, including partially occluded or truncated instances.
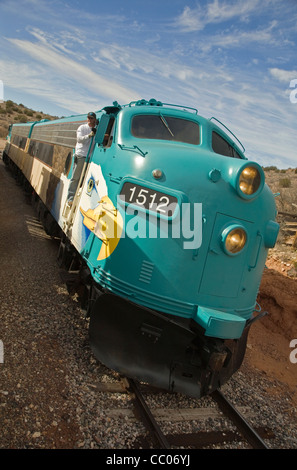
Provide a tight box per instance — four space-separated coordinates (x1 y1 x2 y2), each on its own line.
87 112 96 127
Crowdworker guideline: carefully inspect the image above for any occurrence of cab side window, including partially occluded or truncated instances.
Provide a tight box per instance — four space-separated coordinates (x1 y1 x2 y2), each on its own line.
212 131 241 159
103 117 115 147
95 115 115 148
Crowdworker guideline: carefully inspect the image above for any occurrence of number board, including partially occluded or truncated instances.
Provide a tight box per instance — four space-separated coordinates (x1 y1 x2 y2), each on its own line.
120 182 178 217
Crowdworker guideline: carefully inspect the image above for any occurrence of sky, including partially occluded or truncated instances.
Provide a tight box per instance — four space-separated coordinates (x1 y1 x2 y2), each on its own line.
0 0 296 168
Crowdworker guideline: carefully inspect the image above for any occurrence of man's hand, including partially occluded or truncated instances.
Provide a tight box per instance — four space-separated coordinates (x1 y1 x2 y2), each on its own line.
88 128 97 138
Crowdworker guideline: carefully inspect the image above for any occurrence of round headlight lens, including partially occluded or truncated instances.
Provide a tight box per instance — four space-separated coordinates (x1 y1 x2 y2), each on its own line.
239 166 261 196
224 227 247 254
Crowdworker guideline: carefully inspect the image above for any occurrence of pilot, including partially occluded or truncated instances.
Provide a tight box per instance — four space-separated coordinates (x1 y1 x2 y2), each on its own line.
67 112 97 206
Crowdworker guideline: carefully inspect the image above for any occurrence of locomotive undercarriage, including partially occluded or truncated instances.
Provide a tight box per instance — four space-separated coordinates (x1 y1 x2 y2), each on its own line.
88 291 250 397
4 153 250 398
55 232 249 398
58 241 250 397
54 216 249 397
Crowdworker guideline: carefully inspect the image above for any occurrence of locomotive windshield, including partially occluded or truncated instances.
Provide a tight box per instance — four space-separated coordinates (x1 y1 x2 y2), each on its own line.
131 114 200 145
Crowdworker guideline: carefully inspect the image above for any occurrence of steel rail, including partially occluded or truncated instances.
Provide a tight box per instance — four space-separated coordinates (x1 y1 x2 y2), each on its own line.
127 378 171 449
211 389 269 449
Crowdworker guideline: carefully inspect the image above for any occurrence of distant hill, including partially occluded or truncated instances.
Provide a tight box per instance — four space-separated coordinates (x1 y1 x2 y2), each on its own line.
0 100 58 138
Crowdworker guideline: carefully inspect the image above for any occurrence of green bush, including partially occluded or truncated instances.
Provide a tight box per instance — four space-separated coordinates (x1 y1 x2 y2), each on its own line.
279 177 291 188
263 166 278 171
18 115 28 123
5 100 14 109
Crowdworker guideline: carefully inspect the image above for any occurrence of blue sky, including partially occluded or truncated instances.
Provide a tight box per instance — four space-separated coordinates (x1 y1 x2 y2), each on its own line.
0 0 296 168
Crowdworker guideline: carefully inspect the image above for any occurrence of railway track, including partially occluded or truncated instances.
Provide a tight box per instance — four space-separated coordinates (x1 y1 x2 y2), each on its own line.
122 378 273 449
210 389 269 449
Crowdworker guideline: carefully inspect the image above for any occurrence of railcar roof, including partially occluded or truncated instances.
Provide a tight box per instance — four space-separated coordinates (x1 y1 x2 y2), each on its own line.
32 113 96 126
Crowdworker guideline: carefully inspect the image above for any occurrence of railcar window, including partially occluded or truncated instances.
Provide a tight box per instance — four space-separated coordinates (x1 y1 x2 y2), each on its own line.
212 131 242 159
28 140 54 166
131 115 200 145
19 137 26 150
12 135 27 149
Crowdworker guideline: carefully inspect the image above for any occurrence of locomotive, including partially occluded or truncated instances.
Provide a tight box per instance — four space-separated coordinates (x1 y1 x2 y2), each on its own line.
3 98 279 397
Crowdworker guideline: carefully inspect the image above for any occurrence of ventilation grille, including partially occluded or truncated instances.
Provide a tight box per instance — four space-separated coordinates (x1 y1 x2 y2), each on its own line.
139 260 154 284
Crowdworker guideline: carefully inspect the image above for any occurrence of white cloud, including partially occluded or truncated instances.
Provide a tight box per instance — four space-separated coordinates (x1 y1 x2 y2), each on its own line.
0 59 101 112
174 5 206 32
92 42 195 82
269 67 297 83
207 0 261 23
198 25 278 54
174 0 263 32
6 36 136 103
27 27 86 59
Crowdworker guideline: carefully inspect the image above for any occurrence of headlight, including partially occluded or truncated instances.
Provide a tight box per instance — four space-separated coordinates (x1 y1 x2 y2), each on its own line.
235 163 264 199
222 225 247 255
239 166 261 195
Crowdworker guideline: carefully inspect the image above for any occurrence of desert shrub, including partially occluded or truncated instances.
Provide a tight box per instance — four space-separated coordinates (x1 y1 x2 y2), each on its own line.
18 115 27 123
279 178 291 188
0 126 8 137
5 100 14 110
263 166 278 171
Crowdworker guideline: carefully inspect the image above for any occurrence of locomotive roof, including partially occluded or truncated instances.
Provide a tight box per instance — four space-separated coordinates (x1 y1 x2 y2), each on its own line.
10 98 245 157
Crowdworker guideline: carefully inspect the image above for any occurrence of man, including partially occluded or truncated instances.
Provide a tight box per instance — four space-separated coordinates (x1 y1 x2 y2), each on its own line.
67 112 97 206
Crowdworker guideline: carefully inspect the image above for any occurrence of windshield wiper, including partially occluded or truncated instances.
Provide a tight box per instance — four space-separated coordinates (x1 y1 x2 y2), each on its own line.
159 113 174 137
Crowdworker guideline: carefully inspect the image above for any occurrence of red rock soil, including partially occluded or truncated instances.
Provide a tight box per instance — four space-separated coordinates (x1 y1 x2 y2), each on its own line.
245 254 297 407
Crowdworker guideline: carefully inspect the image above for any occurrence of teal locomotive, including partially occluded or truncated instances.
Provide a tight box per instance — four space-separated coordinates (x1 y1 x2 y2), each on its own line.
3 99 279 397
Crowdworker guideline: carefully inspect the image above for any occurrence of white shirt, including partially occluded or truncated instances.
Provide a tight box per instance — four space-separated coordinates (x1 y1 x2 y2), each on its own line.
75 123 93 157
